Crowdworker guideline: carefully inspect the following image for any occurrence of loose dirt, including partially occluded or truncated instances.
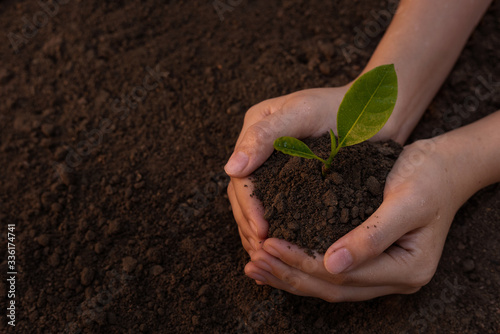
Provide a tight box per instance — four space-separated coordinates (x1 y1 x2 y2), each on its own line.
253 138 402 255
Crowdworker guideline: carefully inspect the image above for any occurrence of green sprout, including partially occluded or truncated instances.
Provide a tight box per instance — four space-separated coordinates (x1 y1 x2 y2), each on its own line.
273 64 398 176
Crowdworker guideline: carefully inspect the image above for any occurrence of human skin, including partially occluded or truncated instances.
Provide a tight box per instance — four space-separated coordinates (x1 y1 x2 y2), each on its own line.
225 0 496 301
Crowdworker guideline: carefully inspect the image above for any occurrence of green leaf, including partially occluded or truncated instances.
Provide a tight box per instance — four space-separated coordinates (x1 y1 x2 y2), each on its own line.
273 137 325 163
337 64 398 148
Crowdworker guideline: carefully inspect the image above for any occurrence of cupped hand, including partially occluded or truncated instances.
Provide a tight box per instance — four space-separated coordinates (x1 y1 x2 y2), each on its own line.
226 87 346 254
226 86 401 257
244 138 464 300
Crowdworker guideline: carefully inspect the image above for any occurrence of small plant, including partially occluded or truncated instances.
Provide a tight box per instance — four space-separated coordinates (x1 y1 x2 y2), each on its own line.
273 64 398 175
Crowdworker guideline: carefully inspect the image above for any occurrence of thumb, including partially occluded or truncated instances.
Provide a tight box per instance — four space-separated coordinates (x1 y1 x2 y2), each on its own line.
323 197 418 275
225 96 330 178
224 114 283 177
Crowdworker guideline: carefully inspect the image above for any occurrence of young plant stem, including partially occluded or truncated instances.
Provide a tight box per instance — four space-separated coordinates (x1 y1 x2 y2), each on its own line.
322 129 340 177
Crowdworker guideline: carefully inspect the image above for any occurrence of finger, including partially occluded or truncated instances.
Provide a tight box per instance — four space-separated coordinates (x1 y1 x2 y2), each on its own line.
339 233 436 288
244 261 309 296
264 235 426 287
323 196 424 275
224 94 330 177
228 181 261 245
238 227 254 256
234 98 279 149
263 235 430 287
248 250 418 302
231 177 268 240
224 100 278 177
262 238 341 283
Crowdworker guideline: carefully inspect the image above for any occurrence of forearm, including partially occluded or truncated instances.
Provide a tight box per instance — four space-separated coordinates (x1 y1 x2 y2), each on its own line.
438 110 500 208
363 0 492 143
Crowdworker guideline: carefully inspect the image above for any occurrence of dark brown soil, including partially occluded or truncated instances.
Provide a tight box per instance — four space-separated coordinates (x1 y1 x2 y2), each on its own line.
253 138 402 254
0 0 499 333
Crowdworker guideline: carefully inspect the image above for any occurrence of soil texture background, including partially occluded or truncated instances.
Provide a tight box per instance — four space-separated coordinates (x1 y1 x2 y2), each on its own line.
0 0 499 333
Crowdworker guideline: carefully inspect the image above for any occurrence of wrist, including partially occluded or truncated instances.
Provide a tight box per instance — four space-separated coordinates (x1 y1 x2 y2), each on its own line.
356 0 492 145
433 112 500 207
431 136 478 210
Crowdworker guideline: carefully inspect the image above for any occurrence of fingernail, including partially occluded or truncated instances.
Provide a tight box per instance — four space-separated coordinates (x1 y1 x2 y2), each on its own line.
247 271 266 283
325 248 353 274
264 245 280 258
253 260 272 272
224 151 249 175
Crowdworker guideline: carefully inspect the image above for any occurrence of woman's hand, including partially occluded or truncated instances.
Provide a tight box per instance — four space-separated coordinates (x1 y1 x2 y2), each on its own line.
244 108 500 300
243 138 462 300
226 86 400 256
226 0 496 298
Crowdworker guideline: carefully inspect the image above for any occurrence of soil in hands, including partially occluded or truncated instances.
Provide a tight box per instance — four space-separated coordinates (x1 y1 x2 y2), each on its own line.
252 133 403 255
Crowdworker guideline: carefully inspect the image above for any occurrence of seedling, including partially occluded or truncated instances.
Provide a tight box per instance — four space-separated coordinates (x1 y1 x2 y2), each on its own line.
273 64 398 176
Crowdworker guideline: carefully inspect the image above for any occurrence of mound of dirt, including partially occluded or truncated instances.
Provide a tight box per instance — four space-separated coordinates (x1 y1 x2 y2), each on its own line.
253 138 402 254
